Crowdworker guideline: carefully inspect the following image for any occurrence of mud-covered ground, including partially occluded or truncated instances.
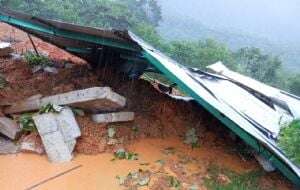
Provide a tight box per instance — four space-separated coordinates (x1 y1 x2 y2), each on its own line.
0 23 294 189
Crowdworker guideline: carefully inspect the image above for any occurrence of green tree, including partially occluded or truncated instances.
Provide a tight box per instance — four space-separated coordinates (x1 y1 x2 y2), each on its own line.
289 74 300 96
234 47 282 86
164 39 234 69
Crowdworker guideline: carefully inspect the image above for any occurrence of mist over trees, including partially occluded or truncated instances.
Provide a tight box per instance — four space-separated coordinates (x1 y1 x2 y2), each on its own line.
0 0 299 95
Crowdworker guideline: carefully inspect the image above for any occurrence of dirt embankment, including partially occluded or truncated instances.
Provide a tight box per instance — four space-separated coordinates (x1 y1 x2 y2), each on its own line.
0 22 294 190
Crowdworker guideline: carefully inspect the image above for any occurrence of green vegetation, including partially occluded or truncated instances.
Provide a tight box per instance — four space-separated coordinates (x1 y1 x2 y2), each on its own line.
205 165 267 190
39 103 62 114
24 52 51 67
0 75 7 89
2 0 300 96
167 175 181 189
113 149 139 161
278 120 300 166
19 113 37 132
288 74 300 96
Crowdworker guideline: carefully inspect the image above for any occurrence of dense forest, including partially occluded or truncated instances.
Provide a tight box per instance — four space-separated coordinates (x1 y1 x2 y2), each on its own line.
0 0 299 95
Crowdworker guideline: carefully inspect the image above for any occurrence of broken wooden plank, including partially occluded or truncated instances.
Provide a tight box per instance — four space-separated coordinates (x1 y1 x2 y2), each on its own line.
91 112 134 123
0 117 20 139
5 87 126 114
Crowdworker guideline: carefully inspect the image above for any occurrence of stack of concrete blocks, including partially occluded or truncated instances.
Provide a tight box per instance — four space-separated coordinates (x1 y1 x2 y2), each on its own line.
33 107 81 163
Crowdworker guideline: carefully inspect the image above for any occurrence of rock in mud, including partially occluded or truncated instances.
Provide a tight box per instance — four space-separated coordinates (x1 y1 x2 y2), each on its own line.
91 112 134 123
0 136 19 154
19 133 44 154
43 66 58 74
5 87 126 114
0 117 21 140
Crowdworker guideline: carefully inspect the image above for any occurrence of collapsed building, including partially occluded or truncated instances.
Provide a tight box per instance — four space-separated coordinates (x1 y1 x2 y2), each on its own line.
0 8 300 187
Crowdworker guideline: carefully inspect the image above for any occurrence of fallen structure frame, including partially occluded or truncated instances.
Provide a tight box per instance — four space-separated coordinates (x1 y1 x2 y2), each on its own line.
1 8 300 186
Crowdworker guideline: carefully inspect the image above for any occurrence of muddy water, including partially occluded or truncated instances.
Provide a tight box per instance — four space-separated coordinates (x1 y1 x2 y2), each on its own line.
0 137 258 190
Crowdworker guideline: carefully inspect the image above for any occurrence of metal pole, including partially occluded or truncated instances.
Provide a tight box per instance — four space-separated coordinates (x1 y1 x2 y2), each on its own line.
27 33 39 56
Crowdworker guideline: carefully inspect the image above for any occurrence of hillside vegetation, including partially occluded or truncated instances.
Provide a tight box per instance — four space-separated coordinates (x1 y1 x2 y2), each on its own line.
0 0 299 95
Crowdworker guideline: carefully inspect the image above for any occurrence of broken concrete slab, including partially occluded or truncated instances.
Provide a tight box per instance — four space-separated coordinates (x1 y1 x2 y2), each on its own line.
40 131 73 163
43 66 58 74
0 136 19 154
33 113 59 134
32 107 80 162
0 42 12 57
5 87 126 114
91 112 134 123
56 108 81 141
0 117 20 139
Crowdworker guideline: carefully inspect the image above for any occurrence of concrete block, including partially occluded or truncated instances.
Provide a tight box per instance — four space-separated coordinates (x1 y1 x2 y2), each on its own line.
5 87 126 114
41 131 73 163
0 136 19 154
0 117 20 139
92 112 135 123
0 42 12 57
32 107 81 162
32 114 58 135
56 108 81 141
4 95 41 114
66 139 76 152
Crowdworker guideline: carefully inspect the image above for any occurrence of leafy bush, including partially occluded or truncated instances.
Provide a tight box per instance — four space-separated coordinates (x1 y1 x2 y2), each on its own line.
19 113 37 132
24 52 51 67
278 120 300 165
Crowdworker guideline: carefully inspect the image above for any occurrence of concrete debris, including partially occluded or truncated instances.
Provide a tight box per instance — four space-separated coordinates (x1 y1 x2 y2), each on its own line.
91 112 134 123
0 42 12 57
64 63 74 69
43 66 59 74
5 87 126 114
0 136 19 154
0 117 21 139
10 53 24 62
33 107 81 163
32 65 43 73
254 153 276 172
20 133 45 154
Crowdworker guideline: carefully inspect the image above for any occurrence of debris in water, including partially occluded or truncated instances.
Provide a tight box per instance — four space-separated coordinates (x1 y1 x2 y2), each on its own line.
0 136 19 154
113 148 138 161
0 116 21 139
19 132 45 154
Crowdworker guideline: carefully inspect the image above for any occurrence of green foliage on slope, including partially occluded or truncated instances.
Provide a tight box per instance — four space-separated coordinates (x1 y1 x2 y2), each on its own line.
278 120 300 166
